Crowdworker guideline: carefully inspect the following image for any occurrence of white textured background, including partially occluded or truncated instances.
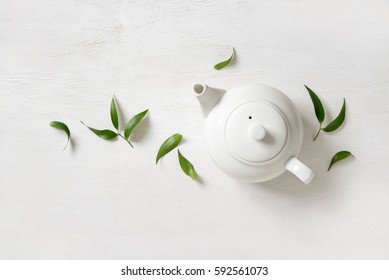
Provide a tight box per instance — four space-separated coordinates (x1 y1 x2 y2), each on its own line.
1 0 389 259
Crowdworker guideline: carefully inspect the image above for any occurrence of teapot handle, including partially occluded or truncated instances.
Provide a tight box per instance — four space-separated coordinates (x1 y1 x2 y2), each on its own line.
285 157 314 184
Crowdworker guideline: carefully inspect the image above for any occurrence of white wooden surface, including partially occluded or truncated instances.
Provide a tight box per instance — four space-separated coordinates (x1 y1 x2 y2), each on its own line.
1 0 389 259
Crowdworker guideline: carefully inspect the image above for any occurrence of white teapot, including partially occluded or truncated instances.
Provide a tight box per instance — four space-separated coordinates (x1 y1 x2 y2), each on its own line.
192 83 314 184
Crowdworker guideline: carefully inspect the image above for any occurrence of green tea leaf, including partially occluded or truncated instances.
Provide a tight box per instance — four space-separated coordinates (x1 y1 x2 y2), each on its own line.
328 151 354 171
124 109 148 139
110 96 119 130
214 48 235 70
50 121 70 150
305 85 325 124
156 133 182 164
81 121 118 140
177 149 197 180
323 99 346 132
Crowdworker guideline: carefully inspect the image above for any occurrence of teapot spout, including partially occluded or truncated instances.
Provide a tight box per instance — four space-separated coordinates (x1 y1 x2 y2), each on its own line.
192 83 226 117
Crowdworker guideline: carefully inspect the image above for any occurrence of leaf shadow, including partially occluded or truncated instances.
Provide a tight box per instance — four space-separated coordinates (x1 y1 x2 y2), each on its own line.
114 97 127 132
68 135 76 154
229 48 238 68
130 114 151 143
179 137 186 145
195 175 206 188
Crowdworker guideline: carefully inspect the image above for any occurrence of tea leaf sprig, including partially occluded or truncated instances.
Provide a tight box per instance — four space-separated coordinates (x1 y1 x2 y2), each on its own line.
81 96 148 148
156 133 182 164
328 151 354 171
156 133 198 180
305 85 346 141
177 149 197 180
214 48 235 70
110 97 119 130
305 85 354 171
322 99 346 133
50 121 71 150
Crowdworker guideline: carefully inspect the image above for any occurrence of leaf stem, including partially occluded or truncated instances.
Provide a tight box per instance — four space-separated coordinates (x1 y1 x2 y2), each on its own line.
118 133 134 148
313 126 322 141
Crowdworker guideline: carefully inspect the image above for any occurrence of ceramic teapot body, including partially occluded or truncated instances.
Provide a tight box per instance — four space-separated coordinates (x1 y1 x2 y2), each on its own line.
193 83 314 184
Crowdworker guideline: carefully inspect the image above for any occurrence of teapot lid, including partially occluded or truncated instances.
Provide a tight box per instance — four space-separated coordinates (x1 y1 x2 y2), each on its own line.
225 101 287 163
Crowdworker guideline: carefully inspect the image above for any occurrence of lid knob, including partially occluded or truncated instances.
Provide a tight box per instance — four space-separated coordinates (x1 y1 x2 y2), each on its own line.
249 124 266 140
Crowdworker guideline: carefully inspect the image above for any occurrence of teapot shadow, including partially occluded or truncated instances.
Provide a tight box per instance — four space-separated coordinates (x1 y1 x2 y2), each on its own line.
249 114 339 201
261 131 274 145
